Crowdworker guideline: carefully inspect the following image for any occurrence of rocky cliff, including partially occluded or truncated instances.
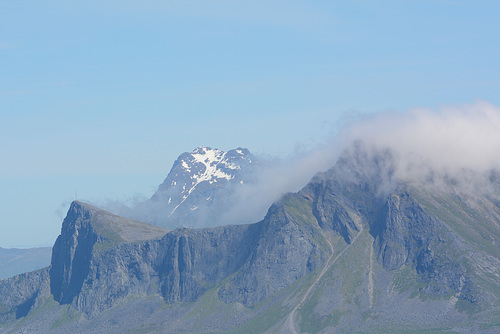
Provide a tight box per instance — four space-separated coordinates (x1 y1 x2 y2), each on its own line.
0 268 50 322
49 201 168 307
45 198 328 316
1 144 499 333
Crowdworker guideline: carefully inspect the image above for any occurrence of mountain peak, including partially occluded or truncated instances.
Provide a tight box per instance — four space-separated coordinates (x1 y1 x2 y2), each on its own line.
64 201 167 243
138 147 258 229
192 146 219 154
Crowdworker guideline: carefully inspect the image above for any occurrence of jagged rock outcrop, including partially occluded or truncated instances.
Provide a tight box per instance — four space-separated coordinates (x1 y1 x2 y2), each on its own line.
45 198 328 316
301 144 482 302
218 194 326 306
373 187 476 301
49 201 168 307
74 222 264 314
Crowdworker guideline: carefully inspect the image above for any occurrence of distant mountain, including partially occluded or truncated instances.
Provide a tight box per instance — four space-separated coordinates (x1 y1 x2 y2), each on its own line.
128 146 259 229
1 144 499 333
0 247 51 279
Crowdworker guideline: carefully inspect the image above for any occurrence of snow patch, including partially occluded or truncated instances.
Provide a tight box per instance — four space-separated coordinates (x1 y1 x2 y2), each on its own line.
169 147 234 216
224 162 240 170
181 160 191 172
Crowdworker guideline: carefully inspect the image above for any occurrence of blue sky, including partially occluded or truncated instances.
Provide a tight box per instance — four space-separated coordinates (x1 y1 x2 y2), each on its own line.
1 1 499 247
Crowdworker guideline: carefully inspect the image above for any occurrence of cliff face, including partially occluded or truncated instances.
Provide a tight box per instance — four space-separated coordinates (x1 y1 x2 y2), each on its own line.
299 144 488 304
73 223 264 314
49 201 168 307
44 198 328 316
218 194 327 306
50 202 97 304
374 188 477 302
1 144 499 333
0 268 50 322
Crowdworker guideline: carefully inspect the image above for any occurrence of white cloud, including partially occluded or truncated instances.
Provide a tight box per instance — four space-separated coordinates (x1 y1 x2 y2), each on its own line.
339 100 500 187
105 101 500 228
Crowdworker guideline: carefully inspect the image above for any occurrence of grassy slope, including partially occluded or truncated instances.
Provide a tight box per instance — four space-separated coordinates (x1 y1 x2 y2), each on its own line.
3 191 500 333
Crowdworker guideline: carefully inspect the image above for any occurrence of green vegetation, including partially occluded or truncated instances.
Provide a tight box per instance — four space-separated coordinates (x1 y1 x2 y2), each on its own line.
185 286 223 322
354 328 457 334
391 265 425 297
455 298 479 315
282 194 317 227
50 304 79 329
295 230 372 333
413 189 500 259
225 264 327 334
92 239 115 253
0 302 9 315
123 324 164 334
7 296 59 332
298 286 344 333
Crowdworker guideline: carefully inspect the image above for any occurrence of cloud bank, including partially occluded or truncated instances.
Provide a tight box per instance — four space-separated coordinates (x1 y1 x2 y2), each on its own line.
222 101 500 224
214 144 342 225
340 101 500 186
104 101 500 228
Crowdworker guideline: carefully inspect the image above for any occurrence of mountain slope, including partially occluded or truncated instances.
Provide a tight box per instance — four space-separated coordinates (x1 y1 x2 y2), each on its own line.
1 144 500 333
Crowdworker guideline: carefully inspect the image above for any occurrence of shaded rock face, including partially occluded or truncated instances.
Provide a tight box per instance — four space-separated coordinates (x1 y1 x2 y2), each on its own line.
3 143 499 332
373 189 476 301
218 196 325 306
47 199 327 315
0 268 50 322
50 202 98 304
300 144 480 302
299 143 396 243
158 224 263 304
75 223 263 314
374 190 438 270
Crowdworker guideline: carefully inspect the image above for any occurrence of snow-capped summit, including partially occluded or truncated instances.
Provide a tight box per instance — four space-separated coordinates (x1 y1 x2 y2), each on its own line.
137 147 258 229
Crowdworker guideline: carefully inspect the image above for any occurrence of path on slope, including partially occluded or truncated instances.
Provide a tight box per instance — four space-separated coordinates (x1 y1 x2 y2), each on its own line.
285 227 364 334
368 241 374 308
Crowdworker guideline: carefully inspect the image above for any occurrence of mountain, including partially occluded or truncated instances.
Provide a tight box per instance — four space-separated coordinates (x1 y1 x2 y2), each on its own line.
1 144 499 333
0 247 52 280
126 146 259 229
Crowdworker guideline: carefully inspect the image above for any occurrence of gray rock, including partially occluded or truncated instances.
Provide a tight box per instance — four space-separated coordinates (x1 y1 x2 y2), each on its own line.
1 142 499 333
0 267 50 322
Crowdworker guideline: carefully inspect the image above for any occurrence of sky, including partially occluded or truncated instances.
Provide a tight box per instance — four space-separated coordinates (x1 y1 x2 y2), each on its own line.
1 1 499 248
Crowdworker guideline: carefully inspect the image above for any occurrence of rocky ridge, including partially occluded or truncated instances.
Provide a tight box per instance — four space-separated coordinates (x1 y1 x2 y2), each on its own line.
1 144 499 333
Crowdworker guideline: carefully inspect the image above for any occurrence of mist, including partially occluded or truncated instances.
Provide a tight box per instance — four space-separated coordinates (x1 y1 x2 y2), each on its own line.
340 101 500 190
213 144 342 226
219 101 500 224
103 101 500 228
